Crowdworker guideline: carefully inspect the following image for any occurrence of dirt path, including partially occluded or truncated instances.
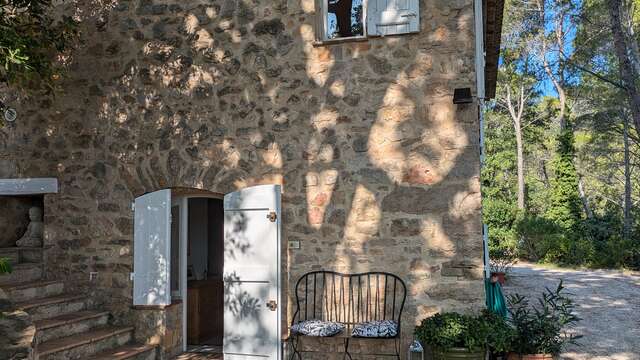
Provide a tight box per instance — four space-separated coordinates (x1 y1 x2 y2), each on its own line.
171 264 639 360
503 263 640 360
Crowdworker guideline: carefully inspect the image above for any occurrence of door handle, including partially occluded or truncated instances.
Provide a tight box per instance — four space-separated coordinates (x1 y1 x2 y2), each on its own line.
266 300 277 311
401 13 417 18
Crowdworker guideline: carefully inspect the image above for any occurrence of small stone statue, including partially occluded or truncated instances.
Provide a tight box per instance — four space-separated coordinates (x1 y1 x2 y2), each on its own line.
16 207 44 247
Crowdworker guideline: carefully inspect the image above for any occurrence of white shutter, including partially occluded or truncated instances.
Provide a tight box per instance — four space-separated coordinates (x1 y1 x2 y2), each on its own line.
133 189 172 306
223 184 281 360
367 0 420 36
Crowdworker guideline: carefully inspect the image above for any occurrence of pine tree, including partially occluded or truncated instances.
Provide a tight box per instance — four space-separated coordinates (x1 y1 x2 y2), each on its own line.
546 126 586 262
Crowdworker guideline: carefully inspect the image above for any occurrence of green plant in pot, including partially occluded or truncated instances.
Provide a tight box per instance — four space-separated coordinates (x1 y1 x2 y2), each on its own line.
506 281 581 360
415 312 489 360
489 247 517 285
482 311 514 359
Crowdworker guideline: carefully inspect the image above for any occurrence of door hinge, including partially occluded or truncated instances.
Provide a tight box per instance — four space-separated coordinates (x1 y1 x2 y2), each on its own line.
131 202 135 212
130 272 135 281
267 211 277 222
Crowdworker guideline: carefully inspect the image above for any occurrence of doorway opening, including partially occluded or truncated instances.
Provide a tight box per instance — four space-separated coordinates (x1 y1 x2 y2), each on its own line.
170 190 224 354
133 185 282 359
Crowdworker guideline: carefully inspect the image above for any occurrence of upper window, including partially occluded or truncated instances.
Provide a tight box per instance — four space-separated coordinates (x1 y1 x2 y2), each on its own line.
326 0 365 39
320 0 420 41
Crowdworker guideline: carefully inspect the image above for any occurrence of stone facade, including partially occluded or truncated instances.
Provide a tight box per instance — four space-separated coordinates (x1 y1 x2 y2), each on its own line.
0 0 485 357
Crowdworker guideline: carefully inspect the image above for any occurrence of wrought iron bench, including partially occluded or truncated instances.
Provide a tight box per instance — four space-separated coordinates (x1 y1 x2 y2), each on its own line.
290 271 407 359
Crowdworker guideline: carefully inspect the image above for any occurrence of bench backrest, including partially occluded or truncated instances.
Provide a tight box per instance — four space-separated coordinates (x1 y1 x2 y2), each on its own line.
292 271 407 328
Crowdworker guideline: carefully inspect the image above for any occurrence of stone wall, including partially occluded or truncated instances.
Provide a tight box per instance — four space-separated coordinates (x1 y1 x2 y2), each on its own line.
0 0 485 356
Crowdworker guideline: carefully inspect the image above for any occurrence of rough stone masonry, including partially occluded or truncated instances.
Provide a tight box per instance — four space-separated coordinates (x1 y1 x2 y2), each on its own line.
0 0 485 357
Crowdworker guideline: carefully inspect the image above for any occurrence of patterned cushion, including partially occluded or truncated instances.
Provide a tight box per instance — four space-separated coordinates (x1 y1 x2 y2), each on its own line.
291 320 345 337
351 320 398 338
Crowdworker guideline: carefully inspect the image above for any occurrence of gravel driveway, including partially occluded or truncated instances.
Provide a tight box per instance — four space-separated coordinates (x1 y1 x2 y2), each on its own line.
503 263 640 360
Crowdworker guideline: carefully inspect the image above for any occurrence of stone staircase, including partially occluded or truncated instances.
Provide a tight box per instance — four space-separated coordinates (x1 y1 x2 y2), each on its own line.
0 247 157 360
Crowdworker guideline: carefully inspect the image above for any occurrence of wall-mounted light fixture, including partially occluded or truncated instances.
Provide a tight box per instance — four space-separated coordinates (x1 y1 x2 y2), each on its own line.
453 88 474 104
0 101 17 122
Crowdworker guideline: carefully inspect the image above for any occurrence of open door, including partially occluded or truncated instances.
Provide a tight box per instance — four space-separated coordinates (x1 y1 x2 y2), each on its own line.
223 185 281 360
133 189 172 306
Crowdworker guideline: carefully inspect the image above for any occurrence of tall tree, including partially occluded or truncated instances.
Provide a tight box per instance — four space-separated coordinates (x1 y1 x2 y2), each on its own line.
607 0 640 136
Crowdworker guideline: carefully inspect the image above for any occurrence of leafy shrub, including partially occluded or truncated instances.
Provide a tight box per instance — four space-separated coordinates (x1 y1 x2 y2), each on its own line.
514 214 563 261
489 247 517 274
415 313 487 351
507 281 581 355
0 0 79 91
415 311 511 352
0 258 11 274
482 311 513 354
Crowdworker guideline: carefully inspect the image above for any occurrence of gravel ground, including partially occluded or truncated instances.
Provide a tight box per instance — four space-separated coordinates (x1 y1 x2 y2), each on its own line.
503 263 640 360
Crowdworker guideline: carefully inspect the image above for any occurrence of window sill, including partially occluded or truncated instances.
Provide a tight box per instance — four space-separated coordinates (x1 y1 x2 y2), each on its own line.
313 36 369 47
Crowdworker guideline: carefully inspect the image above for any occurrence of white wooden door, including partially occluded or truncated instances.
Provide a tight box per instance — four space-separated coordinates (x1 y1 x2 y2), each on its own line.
133 189 172 306
223 185 281 360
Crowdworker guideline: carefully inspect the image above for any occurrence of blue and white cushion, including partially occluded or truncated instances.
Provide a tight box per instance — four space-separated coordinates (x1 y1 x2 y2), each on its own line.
351 320 398 338
291 320 345 337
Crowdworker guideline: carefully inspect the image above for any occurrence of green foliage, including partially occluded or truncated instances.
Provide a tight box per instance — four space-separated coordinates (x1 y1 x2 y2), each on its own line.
507 281 582 355
415 312 490 352
514 214 563 261
0 0 79 91
547 128 584 233
489 247 517 273
415 311 515 354
0 258 12 274
482 311 514 354
483 0 640 271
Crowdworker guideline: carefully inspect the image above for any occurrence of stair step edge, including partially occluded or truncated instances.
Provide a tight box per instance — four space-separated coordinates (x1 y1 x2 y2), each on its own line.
2 280 61 290
88 344 156 360
16 294 85 310
2 262 42 269
35 310 110 330
38 326 135 356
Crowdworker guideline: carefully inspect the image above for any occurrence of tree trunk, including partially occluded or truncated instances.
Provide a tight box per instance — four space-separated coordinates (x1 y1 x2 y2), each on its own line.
515 118 526 210
623 115 632 240
537 0 568 130
608 0 640 136
578 177 593 219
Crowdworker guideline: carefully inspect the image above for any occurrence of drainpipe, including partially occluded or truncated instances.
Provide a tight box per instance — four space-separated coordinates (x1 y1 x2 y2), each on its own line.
473 0 490 279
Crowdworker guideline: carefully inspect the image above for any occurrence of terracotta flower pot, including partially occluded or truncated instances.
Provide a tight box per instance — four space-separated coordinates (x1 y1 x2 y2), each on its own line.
491 271 506 285
507 353 555 360
432 347 486 360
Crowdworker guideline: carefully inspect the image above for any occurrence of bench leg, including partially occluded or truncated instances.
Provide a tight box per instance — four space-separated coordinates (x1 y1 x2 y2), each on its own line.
343 338 352 360
394 338 401 360
290 336 302 360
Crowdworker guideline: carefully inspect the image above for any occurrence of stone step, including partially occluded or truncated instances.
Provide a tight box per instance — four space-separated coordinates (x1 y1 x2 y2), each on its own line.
38 326 134 360
15 293 86 321
35 310 111 344
88 344 157 360
0 247 43 264
0 262 42 285
1 280 64 303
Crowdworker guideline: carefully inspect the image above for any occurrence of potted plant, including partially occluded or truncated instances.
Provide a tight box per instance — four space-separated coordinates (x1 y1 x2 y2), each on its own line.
415 312 489 360
506 281 581 359
490 247 517 285
483 311 514 360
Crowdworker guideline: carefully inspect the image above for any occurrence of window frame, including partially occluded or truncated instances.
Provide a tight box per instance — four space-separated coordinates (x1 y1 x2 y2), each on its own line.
320 0 369 42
